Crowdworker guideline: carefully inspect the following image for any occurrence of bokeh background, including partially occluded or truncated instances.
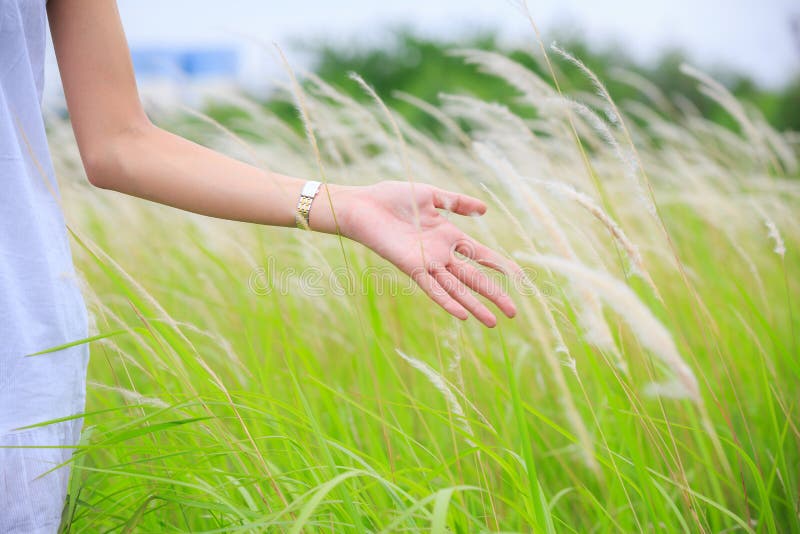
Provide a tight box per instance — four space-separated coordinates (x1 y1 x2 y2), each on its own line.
44 0 800 131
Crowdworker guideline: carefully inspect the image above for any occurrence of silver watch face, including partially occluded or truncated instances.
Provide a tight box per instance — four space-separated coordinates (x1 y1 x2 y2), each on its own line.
301 180 322 198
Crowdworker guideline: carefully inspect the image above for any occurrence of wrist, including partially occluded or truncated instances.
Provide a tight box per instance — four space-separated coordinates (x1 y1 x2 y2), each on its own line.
307 182 359 236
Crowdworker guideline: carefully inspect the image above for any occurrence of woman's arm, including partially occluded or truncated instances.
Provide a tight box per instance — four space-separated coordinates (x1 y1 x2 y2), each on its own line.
48 0 519 327
48 0 322 230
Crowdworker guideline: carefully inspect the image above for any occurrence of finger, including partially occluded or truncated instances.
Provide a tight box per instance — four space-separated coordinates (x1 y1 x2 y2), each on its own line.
430 264 497 328
432 187 487 217
411 269 469 321
454 237 523 277
448 259 517 318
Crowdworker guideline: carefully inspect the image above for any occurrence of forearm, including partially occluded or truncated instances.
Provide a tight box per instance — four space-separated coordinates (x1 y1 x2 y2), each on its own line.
84 122 351 235
48 0 517 327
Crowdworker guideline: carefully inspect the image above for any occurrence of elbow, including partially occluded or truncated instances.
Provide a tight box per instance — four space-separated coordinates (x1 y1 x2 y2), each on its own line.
82 119 154 190
83 151 116 190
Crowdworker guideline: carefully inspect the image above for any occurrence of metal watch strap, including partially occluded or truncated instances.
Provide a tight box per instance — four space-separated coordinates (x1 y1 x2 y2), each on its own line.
295 180 322 230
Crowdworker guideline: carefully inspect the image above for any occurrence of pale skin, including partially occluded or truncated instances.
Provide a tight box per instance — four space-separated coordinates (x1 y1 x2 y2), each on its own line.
48 0 521 328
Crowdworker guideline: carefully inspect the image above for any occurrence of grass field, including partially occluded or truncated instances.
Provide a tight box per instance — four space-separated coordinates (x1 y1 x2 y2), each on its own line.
48 41 799 532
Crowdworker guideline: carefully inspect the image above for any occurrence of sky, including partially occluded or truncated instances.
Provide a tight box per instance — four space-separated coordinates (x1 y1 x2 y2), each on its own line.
113 0 798 87
44 0 799 97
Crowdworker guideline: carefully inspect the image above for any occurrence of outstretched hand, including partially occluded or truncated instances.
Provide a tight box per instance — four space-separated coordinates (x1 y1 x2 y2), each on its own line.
326 181 520 327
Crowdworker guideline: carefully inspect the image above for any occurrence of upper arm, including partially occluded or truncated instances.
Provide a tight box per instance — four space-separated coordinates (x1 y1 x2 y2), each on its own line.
48 0 150 178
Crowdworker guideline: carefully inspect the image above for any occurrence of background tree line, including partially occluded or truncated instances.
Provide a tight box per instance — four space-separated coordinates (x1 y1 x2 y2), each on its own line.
210 28 800 136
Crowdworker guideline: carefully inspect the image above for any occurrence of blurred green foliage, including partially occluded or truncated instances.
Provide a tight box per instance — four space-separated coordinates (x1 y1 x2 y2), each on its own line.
216 29 800 135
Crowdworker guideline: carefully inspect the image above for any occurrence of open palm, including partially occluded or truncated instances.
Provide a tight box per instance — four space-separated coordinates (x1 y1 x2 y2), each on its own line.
338 181 519 327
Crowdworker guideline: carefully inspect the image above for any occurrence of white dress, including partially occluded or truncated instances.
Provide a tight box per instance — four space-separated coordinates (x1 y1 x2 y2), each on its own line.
1 0 90 531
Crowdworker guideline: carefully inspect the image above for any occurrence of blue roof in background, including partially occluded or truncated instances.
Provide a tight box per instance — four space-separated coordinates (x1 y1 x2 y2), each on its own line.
131 47 239 80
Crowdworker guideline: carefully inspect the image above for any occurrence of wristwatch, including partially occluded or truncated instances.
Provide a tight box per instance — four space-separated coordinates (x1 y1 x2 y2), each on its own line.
295 180 322 230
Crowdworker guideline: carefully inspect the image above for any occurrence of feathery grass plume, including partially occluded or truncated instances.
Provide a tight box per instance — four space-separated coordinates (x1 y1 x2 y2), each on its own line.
546 65 658 221
518 253 701 401
395 349 475 447
393 91 472 147
664 193 771 308
623 101 683 145
449 49 554 104
443 358 499 434
526 177 661 300
472 163 615 474
347 72 408 160
610 68 674 115
643 379 697 400
539 95 623 153
550 43 622 126
751 201 788 258
764 218 787 258
679 64 772 168
473 142 567 250
682 117 756 170
548 43 667 225
491 257 600 472
347 73 427 225
391 112 458 174
88 381 170 409
561 356 578 376
439 93 538 142
547 45 728 397
537 95 654 215
757 115 798 174
304 70 393 149
474 142 618 354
